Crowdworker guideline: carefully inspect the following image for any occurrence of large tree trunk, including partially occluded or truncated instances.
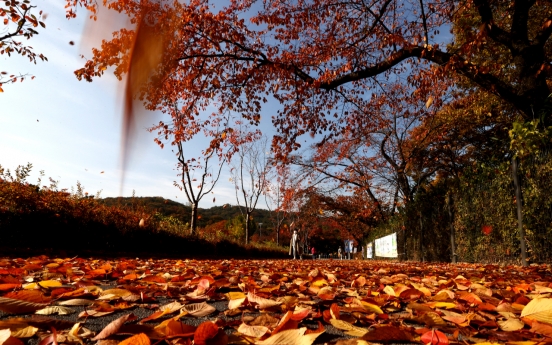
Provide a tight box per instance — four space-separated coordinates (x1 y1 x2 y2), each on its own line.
190 203 198 235
512 157 528 266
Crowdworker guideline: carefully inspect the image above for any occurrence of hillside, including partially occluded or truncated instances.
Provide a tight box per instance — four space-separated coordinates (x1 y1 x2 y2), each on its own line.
100 196 274 229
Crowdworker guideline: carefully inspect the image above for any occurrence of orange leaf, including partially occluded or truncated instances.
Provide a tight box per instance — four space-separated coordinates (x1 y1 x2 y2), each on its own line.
0 284 21 291
118 333 150 345
194 321 227 345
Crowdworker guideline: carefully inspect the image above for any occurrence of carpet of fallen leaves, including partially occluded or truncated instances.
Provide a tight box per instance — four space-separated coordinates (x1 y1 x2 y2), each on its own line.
1 257 552 345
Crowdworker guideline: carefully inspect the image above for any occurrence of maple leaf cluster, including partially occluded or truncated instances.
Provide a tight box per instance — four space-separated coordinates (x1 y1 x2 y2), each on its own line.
1 256 552 345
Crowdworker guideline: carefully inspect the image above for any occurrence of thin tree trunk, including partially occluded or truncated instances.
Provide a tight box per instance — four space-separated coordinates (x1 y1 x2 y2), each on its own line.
245 212 251 244
512 156 528 266
447 194 457 264
190 204 198 235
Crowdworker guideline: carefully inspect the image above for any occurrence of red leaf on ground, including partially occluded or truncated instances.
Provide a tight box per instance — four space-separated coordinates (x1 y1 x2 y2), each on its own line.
194 321 227 345
361 326 413 343
421 329 449 345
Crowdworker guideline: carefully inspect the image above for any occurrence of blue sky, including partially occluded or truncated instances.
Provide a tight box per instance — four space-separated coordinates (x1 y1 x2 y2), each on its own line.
1 0 243 207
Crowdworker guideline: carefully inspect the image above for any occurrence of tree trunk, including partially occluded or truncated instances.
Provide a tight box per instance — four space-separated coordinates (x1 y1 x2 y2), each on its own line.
245 212 251 244
190 203 198 235
512 157 528 266
419 212 424 262
447 194 457 264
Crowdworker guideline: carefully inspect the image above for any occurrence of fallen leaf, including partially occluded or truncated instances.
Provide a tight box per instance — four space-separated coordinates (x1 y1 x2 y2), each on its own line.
77 310 114 318
0 297 48 314
10 326 38 338
35 306 74 316
357 300 384 314
421 329 449 345
247 292 282 309
237 323 269 338
521 298 552 325
360 326 413 343
0 330 10 345
23 280 62 290
118 333 150 345
256 327 323 345
194 321 226 345
330 319 368 337
530 320 552 337
182 302 216 317
228 297 246 310
93 313 137 340
498 318 525 332
57 299 94 306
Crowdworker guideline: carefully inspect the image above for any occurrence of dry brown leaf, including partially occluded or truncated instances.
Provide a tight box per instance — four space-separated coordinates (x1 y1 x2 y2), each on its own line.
35 306 74 315
0 297 48 314
529 320 552 337
247 292 282 309
498 318 525 332
93 313 137 340
237 323 269 338
10 326 37 338
182 302 216 317
57 299 94 306
77 309 114 318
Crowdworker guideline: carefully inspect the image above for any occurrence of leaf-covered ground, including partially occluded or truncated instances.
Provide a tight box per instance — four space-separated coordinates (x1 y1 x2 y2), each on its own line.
1 256 552 345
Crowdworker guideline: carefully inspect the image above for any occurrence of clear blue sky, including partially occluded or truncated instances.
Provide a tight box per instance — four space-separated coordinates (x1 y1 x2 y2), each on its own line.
1 0 245 207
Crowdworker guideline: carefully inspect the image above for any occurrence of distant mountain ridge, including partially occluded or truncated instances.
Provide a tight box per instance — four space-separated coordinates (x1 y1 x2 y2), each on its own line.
100 196 273 229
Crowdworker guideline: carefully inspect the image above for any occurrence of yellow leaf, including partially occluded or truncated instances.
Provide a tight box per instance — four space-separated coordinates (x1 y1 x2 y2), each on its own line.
427 302 457 309
383 285 396 296
521 298 552 325
228 297 246 310
426 96 434 108
11 326 38 338
312 279 328 287
359 300 384 314
255 327 322 345
23 280 61 290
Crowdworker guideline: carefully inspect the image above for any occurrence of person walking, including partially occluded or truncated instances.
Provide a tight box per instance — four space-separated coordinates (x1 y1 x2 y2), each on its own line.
338 246 342 260
311 246 316 260
290 230 299 259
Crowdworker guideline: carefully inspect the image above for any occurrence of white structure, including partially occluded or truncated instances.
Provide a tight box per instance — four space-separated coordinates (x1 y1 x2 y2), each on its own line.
375 233 398 258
